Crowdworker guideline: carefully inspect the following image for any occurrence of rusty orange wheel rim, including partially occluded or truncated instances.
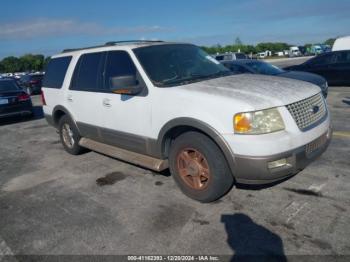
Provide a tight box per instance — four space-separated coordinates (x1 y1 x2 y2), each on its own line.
176 148 210 190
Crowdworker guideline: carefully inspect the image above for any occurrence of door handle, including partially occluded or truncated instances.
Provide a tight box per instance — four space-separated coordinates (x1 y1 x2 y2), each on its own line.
102 98 111 107
67 95 73 102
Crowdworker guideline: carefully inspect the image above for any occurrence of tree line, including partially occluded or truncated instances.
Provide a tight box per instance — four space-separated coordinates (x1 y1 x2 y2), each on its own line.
0 54 50 73
201 38 336 55
0 38 336 73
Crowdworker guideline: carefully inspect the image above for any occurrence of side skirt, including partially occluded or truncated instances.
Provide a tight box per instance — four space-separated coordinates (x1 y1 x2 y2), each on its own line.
79 137 168 172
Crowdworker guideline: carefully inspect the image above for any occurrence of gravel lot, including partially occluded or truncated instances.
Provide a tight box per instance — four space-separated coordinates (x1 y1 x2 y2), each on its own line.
0 81 349 258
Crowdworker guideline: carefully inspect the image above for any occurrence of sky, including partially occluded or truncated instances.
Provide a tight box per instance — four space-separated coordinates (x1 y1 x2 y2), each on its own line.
1 0 349 58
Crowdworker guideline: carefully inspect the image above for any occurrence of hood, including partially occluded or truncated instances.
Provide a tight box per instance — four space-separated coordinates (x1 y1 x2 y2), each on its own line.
278 71 326 87
177 74 321 111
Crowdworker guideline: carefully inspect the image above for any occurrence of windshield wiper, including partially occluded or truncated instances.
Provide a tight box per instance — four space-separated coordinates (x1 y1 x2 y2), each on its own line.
158 71 232 87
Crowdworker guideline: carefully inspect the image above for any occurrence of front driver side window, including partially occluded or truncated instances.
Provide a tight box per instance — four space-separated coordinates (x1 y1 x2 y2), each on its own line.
104 51 138 90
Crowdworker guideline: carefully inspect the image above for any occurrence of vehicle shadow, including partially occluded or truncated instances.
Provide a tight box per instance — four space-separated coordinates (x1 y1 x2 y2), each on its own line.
236 175 294 191
221 213 286 262
0 106 44 127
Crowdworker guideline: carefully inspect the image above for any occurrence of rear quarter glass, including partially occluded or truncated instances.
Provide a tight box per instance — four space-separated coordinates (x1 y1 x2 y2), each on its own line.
43 56 72 89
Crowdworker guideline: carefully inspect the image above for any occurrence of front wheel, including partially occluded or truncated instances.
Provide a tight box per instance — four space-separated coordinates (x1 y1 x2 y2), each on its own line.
169 132 234 203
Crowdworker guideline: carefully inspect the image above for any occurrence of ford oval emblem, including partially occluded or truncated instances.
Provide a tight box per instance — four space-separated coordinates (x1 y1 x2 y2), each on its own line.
310 105 319 114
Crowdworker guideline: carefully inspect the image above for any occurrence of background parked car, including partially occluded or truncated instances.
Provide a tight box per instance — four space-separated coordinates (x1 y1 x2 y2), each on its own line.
221 60 328 97
284 50 350 86
18 73 44 95
0 79 33 119
214 52 248 61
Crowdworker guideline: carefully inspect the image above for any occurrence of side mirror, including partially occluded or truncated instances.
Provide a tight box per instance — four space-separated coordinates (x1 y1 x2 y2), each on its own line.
110 75 142 95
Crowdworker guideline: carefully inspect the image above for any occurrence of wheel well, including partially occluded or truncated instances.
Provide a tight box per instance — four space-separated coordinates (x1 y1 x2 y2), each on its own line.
162 126 209 158
161 125 236 182
53 110 66 126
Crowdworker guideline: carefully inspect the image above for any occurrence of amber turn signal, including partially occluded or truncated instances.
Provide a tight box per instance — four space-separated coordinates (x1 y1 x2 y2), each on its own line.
234 113 251 133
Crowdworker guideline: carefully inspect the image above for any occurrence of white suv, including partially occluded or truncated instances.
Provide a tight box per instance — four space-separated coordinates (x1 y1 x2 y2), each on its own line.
42 41 331 202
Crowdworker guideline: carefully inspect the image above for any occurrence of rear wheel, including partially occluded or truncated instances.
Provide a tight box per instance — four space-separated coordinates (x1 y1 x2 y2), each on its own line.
169 131 234 202
58 115 85 155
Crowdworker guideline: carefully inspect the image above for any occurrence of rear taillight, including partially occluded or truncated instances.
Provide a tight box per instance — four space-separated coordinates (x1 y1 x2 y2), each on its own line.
41 90 46 105
17 93 30 102
30 80 39 84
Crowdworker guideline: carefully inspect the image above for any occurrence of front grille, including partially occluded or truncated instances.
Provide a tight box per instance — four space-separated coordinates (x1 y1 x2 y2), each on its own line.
286 93 327 131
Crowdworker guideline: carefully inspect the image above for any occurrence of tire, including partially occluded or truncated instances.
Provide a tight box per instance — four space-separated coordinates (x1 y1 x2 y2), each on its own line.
58 115 85 155
169 131 234 203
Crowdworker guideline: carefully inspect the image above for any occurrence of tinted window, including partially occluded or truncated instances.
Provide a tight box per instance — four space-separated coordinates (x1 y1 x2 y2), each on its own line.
104 51 137 89
215 55 224 61
235 53 247 59
20 75 30 82
31 75 44 81
43 56 72 88
308 54 334 66
0 80 20 92
134 44 230 87
334 51 350 63
224 63 249 73
71 52 105 91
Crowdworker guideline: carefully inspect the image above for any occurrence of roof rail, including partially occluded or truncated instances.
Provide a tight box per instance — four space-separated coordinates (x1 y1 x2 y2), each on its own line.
105 40 164 46
62 40 164 53
62 44 107 53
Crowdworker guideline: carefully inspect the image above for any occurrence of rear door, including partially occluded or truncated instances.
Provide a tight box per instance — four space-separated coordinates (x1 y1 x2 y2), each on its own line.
66 51 107 140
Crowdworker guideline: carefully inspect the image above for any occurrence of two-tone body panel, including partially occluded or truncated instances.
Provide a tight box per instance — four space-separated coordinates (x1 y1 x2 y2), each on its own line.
42 42 331 185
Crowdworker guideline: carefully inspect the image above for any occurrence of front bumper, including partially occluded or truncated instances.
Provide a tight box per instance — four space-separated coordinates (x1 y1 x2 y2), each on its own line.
234 128 332 184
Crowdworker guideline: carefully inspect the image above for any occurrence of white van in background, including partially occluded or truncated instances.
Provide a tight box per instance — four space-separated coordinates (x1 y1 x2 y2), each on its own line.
332 36 350 51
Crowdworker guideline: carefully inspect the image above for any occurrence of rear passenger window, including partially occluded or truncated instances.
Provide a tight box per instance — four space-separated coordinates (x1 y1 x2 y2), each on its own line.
42 56 72 89
104 51 137 89
70 52 105 91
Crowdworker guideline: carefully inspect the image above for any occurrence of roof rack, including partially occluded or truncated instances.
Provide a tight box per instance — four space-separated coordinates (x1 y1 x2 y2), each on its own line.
62 40 164 53
105 40 164 45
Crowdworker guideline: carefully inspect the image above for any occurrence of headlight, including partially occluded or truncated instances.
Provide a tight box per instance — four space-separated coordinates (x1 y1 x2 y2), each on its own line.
234 108 285 134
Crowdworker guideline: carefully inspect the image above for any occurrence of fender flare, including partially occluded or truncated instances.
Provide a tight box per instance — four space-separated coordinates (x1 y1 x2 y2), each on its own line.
52 105 80 133
156 117 236 176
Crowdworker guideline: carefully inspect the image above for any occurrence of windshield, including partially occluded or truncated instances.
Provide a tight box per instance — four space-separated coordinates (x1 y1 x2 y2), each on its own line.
246 61 284 75
0 80 20 92
134 44 231 87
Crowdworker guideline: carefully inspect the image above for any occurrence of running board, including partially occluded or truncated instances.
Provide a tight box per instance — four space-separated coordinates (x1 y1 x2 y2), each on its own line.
79 137 168 172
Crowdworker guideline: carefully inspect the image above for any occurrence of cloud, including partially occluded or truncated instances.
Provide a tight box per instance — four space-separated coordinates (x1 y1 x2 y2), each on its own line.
0 19 170 40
